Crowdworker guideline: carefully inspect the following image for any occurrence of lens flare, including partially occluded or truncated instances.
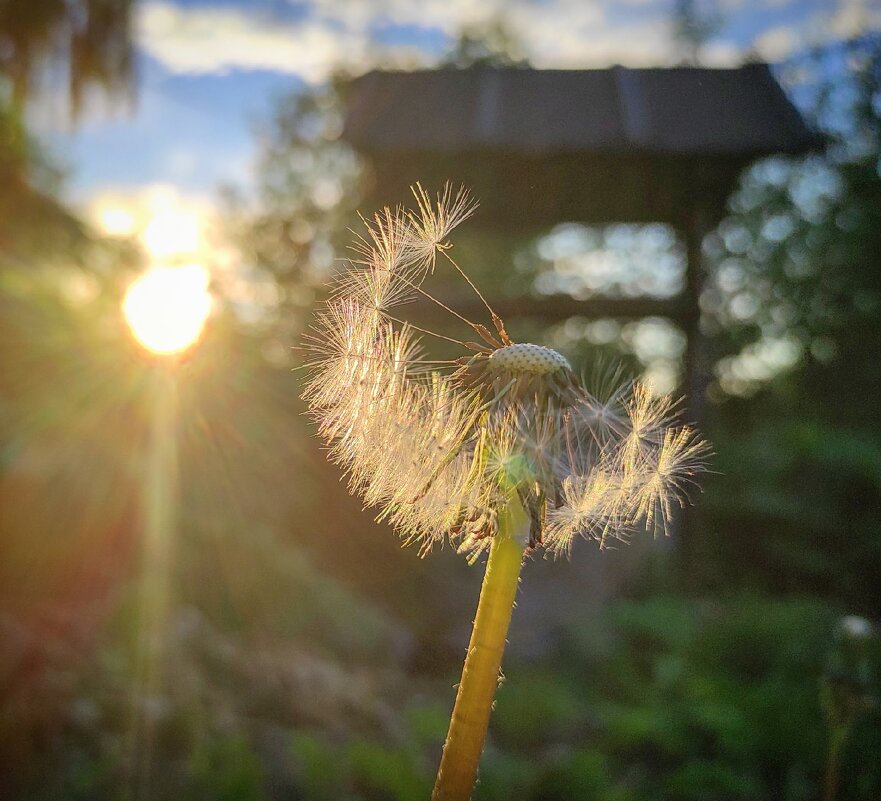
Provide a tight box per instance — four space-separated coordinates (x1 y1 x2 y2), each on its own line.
123 265 212 354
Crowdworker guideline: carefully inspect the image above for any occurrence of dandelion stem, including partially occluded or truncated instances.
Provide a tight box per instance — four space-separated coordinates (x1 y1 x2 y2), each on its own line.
432 499 528 801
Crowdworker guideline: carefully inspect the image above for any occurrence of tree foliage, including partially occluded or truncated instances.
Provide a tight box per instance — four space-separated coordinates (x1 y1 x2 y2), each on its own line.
696 35 881 611
0 0 136 115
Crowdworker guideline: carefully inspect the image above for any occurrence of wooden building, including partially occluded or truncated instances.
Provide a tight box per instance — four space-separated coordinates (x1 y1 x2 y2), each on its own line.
342 64 819 420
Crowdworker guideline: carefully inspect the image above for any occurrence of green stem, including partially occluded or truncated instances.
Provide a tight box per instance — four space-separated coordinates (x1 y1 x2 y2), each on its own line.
432 500 528 801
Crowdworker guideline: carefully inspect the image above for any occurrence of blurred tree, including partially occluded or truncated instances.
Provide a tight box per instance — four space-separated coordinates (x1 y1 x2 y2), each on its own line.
442 18 529 69
220 78 362 346
0 4 402 799
222 16 533 339
0 0 136 116
0 0 138 252
672 0 723 66
0 98 80 254
696 34 881 609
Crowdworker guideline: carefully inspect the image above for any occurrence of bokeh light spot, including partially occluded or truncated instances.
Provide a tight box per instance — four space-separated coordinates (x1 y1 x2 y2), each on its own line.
98 205 137 236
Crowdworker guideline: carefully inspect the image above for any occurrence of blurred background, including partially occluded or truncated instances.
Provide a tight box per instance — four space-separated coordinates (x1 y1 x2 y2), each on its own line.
1 1 880 799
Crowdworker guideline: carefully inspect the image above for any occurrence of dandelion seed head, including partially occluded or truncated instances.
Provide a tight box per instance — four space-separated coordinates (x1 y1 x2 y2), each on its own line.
489 343 571 376
303 184 708 557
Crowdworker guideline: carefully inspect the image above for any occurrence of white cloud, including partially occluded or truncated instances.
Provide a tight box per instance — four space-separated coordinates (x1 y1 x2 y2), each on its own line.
137 0 881 84
701 40 742 67
323 0 675 68
312 0 505 36
138 2 367 81
138 0 678 78
507 4 671 68
754 25 798 62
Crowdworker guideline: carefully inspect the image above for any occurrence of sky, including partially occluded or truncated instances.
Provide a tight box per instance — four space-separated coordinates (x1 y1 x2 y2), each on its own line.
32 0 881 269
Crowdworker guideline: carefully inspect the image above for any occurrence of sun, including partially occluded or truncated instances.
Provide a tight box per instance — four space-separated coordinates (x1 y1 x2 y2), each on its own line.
123 265 213 355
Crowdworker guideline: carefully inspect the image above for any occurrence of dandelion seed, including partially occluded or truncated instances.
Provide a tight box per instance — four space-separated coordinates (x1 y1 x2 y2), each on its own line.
407 182 478 271
339 206 425 312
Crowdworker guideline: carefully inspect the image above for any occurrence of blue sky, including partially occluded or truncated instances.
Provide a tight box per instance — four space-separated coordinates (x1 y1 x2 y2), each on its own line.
32 0 879 250
51 62 296 198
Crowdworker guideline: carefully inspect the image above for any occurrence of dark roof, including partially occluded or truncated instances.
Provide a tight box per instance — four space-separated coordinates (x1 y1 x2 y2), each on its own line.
344 64 818 158
343 65 820 228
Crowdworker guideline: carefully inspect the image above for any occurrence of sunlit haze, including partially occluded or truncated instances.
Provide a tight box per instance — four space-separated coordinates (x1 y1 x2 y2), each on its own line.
92 185 208 261
123 264 212 354
142 206 203 261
